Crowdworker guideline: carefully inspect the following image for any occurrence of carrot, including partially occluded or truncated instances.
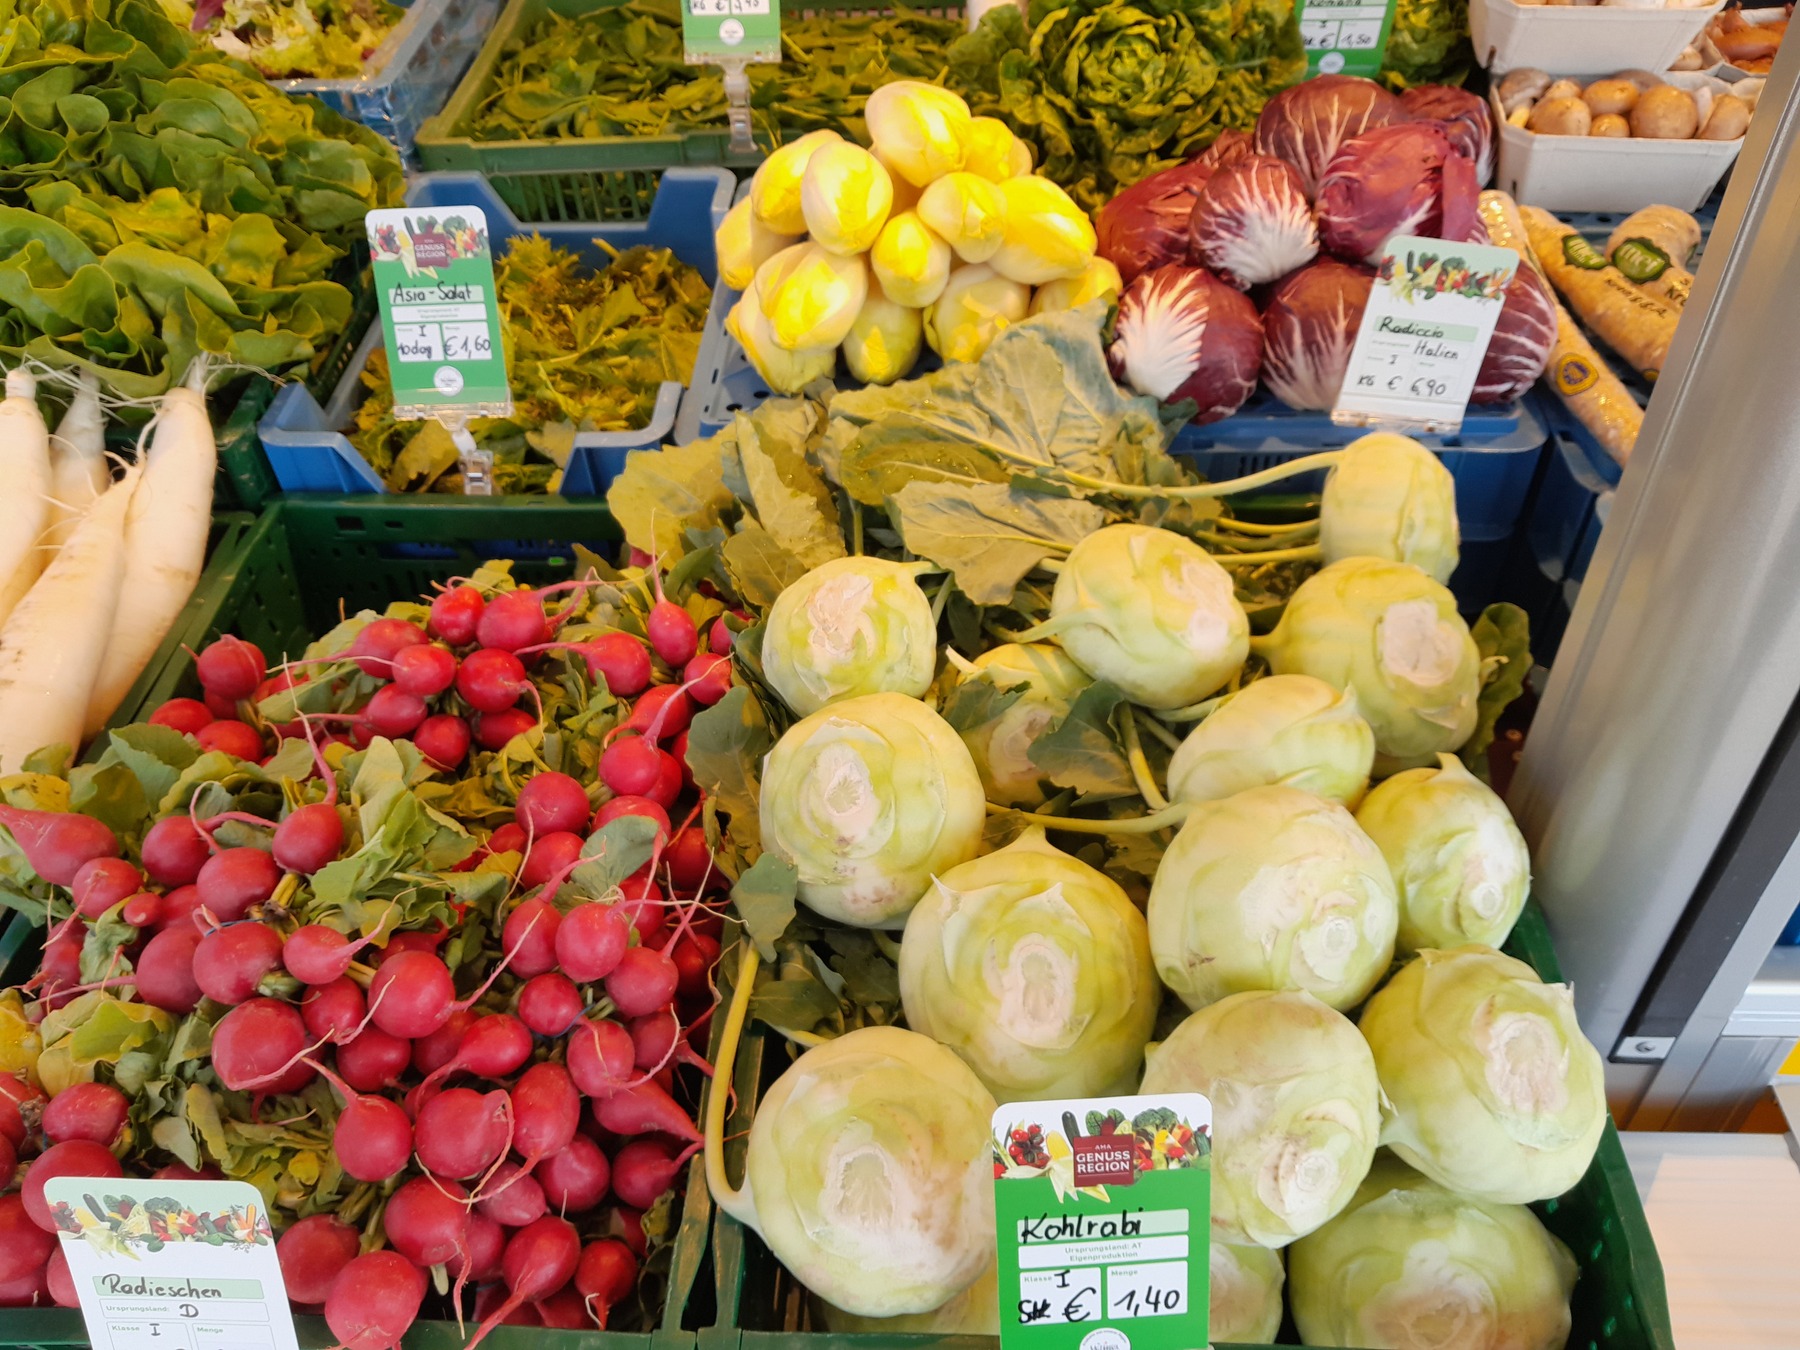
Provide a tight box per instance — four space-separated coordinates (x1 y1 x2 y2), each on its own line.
0 370 52 630
46 373 108 553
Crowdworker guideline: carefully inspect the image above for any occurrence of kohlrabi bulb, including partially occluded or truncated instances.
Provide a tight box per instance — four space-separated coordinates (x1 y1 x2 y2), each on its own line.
1289 1155 1577 1350
1359 946 1607 1204
1254 557 1481 772
762 557 936 715
1320 432 1461 584
899 828 1158 1103
1211 1243 1285 1343
718 1025 998 1317
1356 753 1531 953
954 642 1092 807
1141 989 1381 1247
759 692 985 927
1166 674 1375 809
1147 784 1399 1012
1039 523 1249 711
821 1261 999 1334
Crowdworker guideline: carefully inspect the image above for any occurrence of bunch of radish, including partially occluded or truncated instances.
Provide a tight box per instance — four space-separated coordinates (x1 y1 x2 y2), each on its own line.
0 561 741 1342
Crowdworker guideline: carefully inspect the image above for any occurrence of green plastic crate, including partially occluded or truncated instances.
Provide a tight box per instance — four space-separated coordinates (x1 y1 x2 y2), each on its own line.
702 900 1676 1350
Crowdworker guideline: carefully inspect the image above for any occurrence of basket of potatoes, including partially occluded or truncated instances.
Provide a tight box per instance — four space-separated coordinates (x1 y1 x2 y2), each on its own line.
1490 67 1753 210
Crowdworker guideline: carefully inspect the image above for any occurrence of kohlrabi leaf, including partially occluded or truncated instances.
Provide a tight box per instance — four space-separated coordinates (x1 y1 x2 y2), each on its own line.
1461 602 1532 782
889 480 1107 605
685 686 774 833
608 433 737 558
720 521 809 610
731 402 846 570
1028 680 1136 797
730 851 798 960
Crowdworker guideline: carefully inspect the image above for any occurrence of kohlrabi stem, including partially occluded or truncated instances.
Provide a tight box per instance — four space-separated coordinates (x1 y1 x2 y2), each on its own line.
851 502 864 557
1198 521 1321 552
873 931 904 963
1214 515 1320 537
978 443 1345 500
1210 544 1324 567
1137 714 1185 753
1119 707 1169 811
929 577 953 627
987 800 1194 835
1156 691 1235 723
705 941 759 1221
766 1025 829 1048
1035 557 1064 573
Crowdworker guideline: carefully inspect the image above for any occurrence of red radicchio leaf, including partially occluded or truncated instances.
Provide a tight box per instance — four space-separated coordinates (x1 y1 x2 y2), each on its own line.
1260 258 1376 412
1400 85 1495 186
1108 265 1262 426
1473 266 1557 404
1253 75 1412 198
1095 132 1255 286
1316 122 1469 266
1188 154 1320 290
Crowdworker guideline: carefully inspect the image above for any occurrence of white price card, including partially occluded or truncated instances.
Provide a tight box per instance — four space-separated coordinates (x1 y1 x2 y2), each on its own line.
1332 234 1519 435
45 1179 299 1350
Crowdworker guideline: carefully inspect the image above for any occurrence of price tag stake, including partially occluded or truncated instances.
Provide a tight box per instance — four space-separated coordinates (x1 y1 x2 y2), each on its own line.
680 0 781 153
1294 0 1397 77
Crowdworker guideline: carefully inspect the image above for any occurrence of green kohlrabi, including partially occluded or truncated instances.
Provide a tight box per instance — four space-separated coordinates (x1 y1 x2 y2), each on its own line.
1147 785 1399 1012
1166 674 1376 809
1289 1155 1577 1350
821 1260 1000 1334
1359 946 1607 1204
1141 989 1382 1247
1320 432 1460 583
759 692 986 927
762 556 938 715
1018 523 1249 710
898 828 1158 1103
1211 1243 1286 1343
1253 557 1481 772
1356 753 1531 953
952 642 1093 807
715 1025 998 1317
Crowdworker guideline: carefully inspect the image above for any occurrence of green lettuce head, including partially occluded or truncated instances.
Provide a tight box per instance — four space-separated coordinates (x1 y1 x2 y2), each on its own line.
762 556 938 716
898 828 1158 1103
1290 1155 1576 1350
953 643 1092 807
1359 946 1607 1204
1167 673 1376 809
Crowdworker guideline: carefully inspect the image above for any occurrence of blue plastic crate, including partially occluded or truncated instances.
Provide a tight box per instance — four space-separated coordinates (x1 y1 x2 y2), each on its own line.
260 168 731 497
1781 904 1800 946
273 0 503 160
1529 401 1622 586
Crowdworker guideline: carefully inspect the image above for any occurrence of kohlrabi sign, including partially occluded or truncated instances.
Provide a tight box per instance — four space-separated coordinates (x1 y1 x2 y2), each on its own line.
993 1094 1212 1350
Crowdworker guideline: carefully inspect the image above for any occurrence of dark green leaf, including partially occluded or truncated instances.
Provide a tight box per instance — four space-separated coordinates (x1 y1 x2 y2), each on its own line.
1462 603 1532 781
732 852 798 960
1029 680 1135 797
890 479 1107 604
572 815 663 895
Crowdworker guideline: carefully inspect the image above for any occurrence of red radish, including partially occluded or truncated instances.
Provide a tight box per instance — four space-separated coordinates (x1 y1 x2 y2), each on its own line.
205 688 241 721
413 713 472 770
671 730 695 791
646 601 698 667
611 1137 691 1210
24 1140 123 1229
457 648 529 713
0 805 119 886
283 925 372 986
511 1062 582 1164
38 929 82 1007
606 946 680 1019
475 707 537 750
554 902 629 983
566 1017 634 1099
193 922 283 1005
489 821 528 853
301 976 366 1042
152 1162 223 1181
520 831 584 890
335 1029 411 1094
0 1193 55 1295
684 652 732 706
413 1014 532 1101
629 1009 680 1071
414 1088 511 1179
446 1211 506 1284
366 950 455 1039
332 1089 413 1182
664 829 714 893
390 644 457 697
324 1250 426 1350
644 751 683 810
576 1238 638 1328
709 615 735 655
478 591 550 652
379 927 448 963
149 698 212 735
534 1137 610 1214
616 882 668 951
156 884 200 931
430 585 486 645
412 1008 479 1077
0 1134 14 1181
121 892 161 927
384 1176 471 1266
593 1080 701 1142
501 897 560 979
362 685 428 739
671 930 721 999
42 1082 128 1146
348 617 428 678
621 684 691 741
474 1283 539 1327
195 846 280 922
212 998 313 1094
591 796 670 848
273 803 344 874
465 1217 581 1349
0 1075 41 1147
477 1163 548 1227
535 1283 590 1329
605 1206 648 1260
196 720 264 761
517 972 584 1037
599 736 661 797
582 634 652 696
277 1215 360 1305
196 636 267 700
45 1245 75 1308
133 925 205 1013
71 856 143 919
516 772 589 836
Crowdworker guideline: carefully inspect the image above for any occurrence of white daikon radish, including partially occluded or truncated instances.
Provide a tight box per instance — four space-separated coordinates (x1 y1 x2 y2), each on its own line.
83 368 215 738
47 372 108 552
0 463 137 770
0 369 53 629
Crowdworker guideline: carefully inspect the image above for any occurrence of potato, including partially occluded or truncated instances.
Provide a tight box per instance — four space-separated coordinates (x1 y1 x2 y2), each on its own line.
1630 85 1700 139
1615 69 1665 91
1700 94 1750 140
1529 96 1594 136
1544 78 1584 102
1498 68 1552 115
1590 113 1632 137
1583 79 1640 115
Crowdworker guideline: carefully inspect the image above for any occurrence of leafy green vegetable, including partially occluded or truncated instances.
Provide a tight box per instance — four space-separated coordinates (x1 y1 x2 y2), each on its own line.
1460 602 1531 781
172 0 407 80
1378 0 1472 90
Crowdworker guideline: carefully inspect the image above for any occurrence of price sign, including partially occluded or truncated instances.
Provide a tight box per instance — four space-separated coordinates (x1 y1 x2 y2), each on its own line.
994 1093 1211 1350
1294 0 1397 77
366 206 512 422
681 0 780 64
45 1179 299 1350
1333 234 1519 435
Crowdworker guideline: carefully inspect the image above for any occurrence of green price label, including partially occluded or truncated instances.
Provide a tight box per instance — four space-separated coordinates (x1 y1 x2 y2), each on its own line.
682 0 780 64
994 1094 1212 1350
1295 0 1397 78
366 206 512 421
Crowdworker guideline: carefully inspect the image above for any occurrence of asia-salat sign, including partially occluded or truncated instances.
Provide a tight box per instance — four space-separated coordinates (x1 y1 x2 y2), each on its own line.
994 1093 1212 1350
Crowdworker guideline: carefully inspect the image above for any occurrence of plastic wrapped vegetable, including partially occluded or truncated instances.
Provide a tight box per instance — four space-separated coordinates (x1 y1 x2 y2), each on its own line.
987 175 1096 285
963 116 1031 182
761 243 868 351
752 129 844 234
717 195 799 291
1029 257 1123 315
917 172 1008 263
1260 258 1374 411
1254 74 1411 196
1315 122 1478 266
865 80 972 187
1187 154 1318 289
871 210 954 309
842 284 924 386
1108 265 1261 425
1094 131 1251 285
951 642 1092 807
1401 83 1494 184
1319 432 1460 583
1473 266 1557 405
729 269 836 394
924 264 1030 364
1166 673 1375 808
801 141 895 256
